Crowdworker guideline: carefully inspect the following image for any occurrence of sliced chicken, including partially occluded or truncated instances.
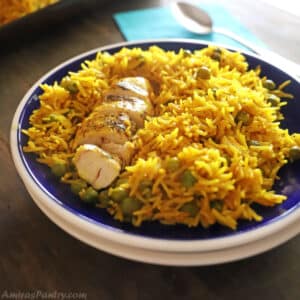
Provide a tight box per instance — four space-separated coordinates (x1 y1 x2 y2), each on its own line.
103 76 154 127
101 141 134 168
93 100 151 129
72 77 154 189
73 144 121 190
72 112 135 149
106 77 152 104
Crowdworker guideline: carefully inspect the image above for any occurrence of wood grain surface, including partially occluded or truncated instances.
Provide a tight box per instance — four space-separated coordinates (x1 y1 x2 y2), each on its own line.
0 0 299 299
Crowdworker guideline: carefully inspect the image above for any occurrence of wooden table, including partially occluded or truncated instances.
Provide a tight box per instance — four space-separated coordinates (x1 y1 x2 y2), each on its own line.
0 0 299 299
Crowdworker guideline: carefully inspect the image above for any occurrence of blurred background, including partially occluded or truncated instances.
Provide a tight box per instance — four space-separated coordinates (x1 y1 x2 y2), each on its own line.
0 1 300 299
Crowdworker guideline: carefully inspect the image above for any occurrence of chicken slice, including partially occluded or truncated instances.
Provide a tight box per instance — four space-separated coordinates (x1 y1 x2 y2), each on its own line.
104 76 154 118
93 99 150 129
114 77 152 98
72 112 135 149
73 144 121 190
101 141 134 168
72 77 154 187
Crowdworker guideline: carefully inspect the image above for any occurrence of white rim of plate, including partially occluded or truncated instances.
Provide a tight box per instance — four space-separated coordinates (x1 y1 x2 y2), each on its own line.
26 177 300 266
10 38 300 253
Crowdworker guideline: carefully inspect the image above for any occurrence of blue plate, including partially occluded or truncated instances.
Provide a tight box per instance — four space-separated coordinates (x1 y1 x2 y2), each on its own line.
11 39 300 248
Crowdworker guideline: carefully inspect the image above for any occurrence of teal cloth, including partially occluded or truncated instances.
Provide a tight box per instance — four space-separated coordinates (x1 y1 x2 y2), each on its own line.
113 4 265 52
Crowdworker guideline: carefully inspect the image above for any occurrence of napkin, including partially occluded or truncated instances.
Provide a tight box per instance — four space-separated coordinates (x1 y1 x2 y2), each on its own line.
113 3 265 52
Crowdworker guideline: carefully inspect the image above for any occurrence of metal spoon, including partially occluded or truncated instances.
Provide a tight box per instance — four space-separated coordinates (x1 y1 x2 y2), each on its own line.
172 1 300 79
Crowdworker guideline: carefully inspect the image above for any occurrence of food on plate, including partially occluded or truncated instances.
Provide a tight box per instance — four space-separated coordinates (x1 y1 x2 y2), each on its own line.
22 45 300 229
0 0 59 26
73 144 122 190
72 77 154 188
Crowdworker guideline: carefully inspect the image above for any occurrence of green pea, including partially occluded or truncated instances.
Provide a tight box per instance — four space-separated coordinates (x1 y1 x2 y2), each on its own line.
289 146 300 162
110 187 129 202
181 170 197 188
60 77 79 94
263 79 276 90
214 48 222 54
139 179 152 191
141 187 152 198
235 110 251 126
120 197 142 216
43 113 65 123
212 53 221 61
166 157 181 172
51 162 67 177
196 66 211 80
210 200 223 211
114 178 128 187
247 140 261 147
211 88 218 97
80 187 98 203
98 190 110 207
134 55 145 68
211 49 222 61
49 113 63 122
70 180 87 195
182 49 192 57
180 201 199 217
266 94 279 106
138 180 153 198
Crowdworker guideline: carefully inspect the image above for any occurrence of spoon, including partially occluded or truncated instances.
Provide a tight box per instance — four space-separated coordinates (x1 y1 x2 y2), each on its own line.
172 1 300 79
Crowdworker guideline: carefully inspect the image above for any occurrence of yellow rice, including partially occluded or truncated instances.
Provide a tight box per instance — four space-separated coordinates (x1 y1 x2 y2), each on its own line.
0 0 59 26
22 46 300 229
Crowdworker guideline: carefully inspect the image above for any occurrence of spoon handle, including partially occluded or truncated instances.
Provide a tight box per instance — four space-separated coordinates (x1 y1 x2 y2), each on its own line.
214 27 300 80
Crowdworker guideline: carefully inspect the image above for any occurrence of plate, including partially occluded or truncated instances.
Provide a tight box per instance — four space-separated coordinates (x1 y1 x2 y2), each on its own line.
26 178 300 266
10 39 300 255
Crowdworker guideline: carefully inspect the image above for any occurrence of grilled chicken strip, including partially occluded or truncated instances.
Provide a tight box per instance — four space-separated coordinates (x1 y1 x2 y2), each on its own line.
93 99 152 129
100 141 134 167
73 112 135 149
73 77 153 190
115 77 152 98
104 77 153 122
73 145 121 190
